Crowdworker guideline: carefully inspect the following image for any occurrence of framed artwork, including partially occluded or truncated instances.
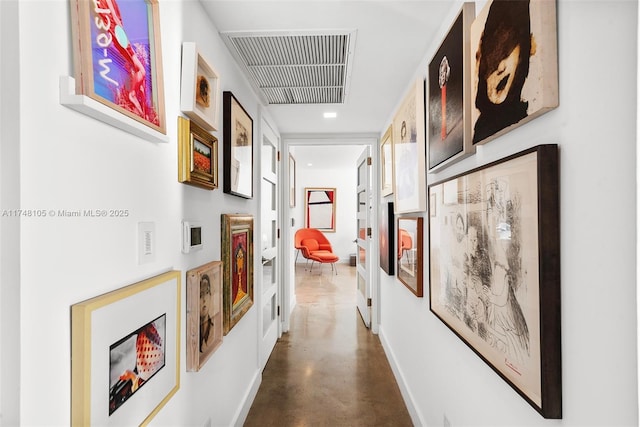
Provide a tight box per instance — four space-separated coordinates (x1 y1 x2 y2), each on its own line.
223 91 253 199
392 78 427 214
186 261 223 372
397 217 423 296
68 0 166 134
289 153 296 207
221 214 254 334
428 145 561 418
304 187 337 232
379 202 395 275
180 42 221 131
178 117 218 190
470 0 559 145
427 2 475 172
71 271 181 426
380 125 394 196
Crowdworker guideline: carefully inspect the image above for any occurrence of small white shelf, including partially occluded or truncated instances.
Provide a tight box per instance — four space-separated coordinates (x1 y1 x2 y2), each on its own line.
59 76 169 144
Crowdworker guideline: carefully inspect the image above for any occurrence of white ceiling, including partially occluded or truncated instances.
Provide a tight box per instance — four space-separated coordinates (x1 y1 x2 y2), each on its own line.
199 0 457 135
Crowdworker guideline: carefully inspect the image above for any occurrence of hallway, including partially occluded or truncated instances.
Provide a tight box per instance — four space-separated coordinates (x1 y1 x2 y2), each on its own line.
244 263 413 426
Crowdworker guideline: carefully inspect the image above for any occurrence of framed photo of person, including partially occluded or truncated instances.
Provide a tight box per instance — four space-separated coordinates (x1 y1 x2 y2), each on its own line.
223 92 253 199
180 42 221 131
178 117 218 190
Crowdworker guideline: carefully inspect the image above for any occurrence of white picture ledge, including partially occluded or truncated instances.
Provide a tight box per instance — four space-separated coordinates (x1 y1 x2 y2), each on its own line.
59 76 170 144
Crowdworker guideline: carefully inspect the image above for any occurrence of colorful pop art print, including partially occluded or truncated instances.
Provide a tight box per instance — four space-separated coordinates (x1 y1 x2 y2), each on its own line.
470 0 558 145
221 214 254 334
69 0 166 134
428 145 561 418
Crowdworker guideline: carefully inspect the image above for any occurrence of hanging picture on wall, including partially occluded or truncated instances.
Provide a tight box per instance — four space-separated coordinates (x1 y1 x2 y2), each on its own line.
221 214 254 334
428 144 561 418
186 261 223 371
397 217 423 296
304 187 337 232
427 2 475 172
379 202 395 275
178 117 218 190
180 42 221 131
470 0 558 145
68 0 166 134
71 271 181 426
380 125 394 196
289 153 297 207
223 91 253 198
392 78 426 214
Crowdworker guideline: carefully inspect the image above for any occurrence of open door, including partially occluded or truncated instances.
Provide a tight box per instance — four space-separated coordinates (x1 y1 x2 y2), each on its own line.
355 148 372 327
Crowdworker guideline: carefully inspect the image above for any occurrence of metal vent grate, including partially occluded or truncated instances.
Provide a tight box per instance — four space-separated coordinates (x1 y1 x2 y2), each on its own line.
223 31 356 104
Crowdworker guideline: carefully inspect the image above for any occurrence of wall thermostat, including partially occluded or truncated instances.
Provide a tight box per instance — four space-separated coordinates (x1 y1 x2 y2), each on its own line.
182 221 203 253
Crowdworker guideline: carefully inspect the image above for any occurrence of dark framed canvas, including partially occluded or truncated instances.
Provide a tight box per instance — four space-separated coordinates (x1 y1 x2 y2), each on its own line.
470 0 558 145
71 271 181 426
397 217 423 297
427 2 475 172
428 144 561 418
221 214 254 334
177 117 218 190
379 202 395 275
68 0 166 134
223 91 253 198
186 261 223 372
305 187 337 232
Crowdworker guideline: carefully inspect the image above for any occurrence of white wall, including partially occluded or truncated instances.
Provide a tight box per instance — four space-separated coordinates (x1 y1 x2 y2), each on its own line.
12 1 266 425
378 0 638 426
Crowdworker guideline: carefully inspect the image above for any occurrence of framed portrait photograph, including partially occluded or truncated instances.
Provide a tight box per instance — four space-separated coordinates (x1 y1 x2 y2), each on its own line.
71 271 181 426
221 214 254 334
379 202 395 275
428 144 561 418
392 78 427 214
223 92 253 199
186 261 223 371
304 187 337 232
397 217 423 296
427 2 475 172
68 0 166 134
289 153 296 207
380 125 394 197
470 0 559 145
180 42 221 131
178 117 218 190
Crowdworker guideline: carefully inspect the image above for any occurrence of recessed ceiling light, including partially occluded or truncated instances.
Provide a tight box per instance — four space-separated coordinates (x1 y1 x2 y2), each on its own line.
307 163 313 167
323 112 337 119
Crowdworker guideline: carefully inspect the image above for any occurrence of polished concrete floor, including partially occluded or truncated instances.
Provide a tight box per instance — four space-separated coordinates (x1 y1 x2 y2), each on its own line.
244 263 413 427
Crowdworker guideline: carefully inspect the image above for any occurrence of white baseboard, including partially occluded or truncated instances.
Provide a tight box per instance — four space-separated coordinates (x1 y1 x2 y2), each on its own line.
232 369 262 427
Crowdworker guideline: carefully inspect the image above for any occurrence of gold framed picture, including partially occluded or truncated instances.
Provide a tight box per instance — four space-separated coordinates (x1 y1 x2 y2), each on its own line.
178 117 218 190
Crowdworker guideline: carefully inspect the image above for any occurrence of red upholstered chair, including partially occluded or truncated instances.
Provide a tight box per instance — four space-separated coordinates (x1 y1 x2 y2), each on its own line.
294 228 340 274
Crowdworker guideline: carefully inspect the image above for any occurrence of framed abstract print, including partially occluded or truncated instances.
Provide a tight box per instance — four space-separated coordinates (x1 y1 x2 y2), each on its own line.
69 0 166 134
221 214 254 334
392 78 427 214
304 187 337 232
178 117 218 190
380 125 394 196
379 202 395 275
186 261 223 372
397 217 423 297
427 2 475 172
71 271 181 426
428 144 561 418
470 0 558 145
223 92 253 199
180 42 221 131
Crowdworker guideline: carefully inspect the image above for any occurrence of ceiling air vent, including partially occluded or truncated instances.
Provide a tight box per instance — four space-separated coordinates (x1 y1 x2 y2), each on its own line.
221 30 356 105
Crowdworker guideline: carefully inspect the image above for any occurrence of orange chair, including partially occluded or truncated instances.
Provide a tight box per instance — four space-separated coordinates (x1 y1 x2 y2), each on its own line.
294 228 340 274
398 229 412 260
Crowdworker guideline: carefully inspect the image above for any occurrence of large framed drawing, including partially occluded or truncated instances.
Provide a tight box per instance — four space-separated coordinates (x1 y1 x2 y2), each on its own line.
392 78 426 214
470 0 558 145
379 202 395 275
428 144 561 418
305 187 337 232
186 261 223 372
397 217 423 297
380 125 394 196
69 0 166 134
223 92 253 198
427 2 475 172
221 214 254 334
178 117 218 190
180 42 221 131
71 271 181 426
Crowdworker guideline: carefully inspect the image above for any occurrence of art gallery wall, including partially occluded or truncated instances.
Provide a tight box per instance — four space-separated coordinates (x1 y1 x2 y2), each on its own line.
378 1 638 426
9 1 269 425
